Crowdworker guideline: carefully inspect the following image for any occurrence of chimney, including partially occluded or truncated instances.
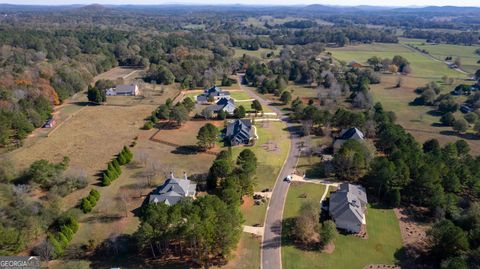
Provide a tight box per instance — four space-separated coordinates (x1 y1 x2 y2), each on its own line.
170 171 174 179
183 172 187 180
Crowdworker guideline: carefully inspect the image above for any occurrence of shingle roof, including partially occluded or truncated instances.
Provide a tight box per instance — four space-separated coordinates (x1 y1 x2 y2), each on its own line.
149 173 196 205
225 119 254 145
329 183 368 231
338 127 364 140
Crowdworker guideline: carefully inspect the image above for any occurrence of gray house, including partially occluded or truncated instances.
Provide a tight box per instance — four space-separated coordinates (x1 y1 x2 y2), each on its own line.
333 127 365 153
329 183 368 233
149 172 196 206
196 86 231 104
225 119 255 146
204 98 236 115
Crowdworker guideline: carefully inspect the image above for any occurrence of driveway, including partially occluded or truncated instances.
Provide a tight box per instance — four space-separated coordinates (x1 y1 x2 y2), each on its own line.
237 76 302 269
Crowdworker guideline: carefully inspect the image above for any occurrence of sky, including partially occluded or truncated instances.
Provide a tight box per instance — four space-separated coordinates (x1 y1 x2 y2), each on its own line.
3 0 480 7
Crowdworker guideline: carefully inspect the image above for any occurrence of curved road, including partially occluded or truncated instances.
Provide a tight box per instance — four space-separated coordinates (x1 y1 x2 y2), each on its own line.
237 76 302 269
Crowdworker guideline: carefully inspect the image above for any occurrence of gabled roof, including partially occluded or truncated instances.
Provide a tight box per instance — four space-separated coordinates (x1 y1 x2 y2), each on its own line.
329 183 368 229
217 97 235 106
225 119 253 145
338 127 364 140
149 173 196 205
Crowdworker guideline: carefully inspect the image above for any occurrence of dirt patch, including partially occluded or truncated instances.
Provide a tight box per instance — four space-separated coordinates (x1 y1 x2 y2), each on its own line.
323 242 335 254
241 195 254 210
394 207 431 268
261 140 279 152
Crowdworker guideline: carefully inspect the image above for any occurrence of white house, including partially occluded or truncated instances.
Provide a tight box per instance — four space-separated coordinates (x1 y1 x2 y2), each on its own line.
106 84 139 96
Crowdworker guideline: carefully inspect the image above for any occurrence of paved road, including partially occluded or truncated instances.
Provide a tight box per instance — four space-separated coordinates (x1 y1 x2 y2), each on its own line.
237 76 302 269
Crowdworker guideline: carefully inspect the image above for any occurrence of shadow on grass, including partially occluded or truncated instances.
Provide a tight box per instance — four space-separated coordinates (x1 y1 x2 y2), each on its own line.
439 130 480 140
171 145 202 155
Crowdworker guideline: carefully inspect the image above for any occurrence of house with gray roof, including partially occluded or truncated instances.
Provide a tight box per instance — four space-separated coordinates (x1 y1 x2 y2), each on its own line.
329 183 368 233
333 127 365 153
204 98 236 115
149 172 196 206
225 119 255 146
196 86 231 104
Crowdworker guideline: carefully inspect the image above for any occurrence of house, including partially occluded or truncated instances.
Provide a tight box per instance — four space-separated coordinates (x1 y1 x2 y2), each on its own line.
333 127 365 153
329 183 368 233
225 119 255 146
204 98 236 115
43 119 56 128
196 86 231 104
106 84 139 96
148 172 196 206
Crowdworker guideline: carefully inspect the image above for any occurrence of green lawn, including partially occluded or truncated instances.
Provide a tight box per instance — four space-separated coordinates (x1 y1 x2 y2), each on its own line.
230 91 253 101
228 121 290 191
282 183 326 219
282 183 403 269
328 42 463 80
233 47 281 59
401 38 480 74
219 233 261 269
242 202 267 226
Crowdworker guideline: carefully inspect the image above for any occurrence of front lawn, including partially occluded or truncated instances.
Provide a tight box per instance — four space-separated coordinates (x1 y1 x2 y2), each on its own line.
282 184 403 269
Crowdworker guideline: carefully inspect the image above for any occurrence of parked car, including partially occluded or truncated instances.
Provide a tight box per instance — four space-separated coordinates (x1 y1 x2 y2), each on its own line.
284 175 292 183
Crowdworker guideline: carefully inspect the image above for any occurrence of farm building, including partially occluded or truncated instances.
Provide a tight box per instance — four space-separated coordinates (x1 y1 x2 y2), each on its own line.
196 86 231 104
225 119 255 146
329 183 368 233
333 127 365 153
148 172 196 206
106 84 139 96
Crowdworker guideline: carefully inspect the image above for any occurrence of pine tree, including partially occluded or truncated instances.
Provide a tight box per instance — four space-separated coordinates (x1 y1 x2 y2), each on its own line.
102 173 111 186
112 159 122 175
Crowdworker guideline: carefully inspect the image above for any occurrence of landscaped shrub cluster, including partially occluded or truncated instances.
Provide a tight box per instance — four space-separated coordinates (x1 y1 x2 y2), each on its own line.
80 189 101 213
47 215 79 258
102 146 133 186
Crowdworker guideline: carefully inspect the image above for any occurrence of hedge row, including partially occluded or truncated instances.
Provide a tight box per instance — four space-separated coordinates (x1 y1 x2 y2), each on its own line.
47 215 79 258
80 189 100 213
102 146 133 186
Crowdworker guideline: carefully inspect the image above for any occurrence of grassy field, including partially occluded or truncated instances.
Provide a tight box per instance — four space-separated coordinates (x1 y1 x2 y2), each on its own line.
219 233 261 269
282 183 403 269
233 47 281 59
328 43 480 155
400 38 480 74
228 121 290 191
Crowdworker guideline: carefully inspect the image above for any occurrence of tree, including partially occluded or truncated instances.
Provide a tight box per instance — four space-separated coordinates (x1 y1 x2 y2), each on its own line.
319 220 337 247
181 97 195 112
294 201 320 245
464 112 478 124
474 120 480 135
197 123 219 150
453 119 468 133
87 86 106 104
428 219 469 258
236 149 257 176
217 110 227 120
170 104 189 126
251 100 263 116
208 159 233 189
440 112 455 126
280 91 292 104
333 140 373 181
33 240 55 265
233 105 246 119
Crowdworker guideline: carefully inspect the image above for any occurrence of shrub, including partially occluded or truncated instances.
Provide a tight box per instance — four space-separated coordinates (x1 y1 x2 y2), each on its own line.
143 121 153 130
80 198 92 213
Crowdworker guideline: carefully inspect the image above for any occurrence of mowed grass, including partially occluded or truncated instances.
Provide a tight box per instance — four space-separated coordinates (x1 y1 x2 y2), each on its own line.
282 183 403 269
401 38 480 74
328 43 462 80
218 233 261 269
233 47 281 59
229 121 290 191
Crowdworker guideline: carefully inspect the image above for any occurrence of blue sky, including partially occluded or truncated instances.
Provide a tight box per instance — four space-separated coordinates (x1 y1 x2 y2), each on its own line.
5 0 480 7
